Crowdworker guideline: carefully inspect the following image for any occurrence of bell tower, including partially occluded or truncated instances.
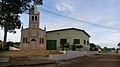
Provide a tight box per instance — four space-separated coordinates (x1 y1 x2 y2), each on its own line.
20 0 46 51
28 1 40 50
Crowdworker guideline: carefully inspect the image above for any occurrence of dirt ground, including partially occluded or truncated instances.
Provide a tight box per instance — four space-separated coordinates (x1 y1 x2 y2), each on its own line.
0 57 56 67
0 50 63 67
1 53 120 67
51 54 120 67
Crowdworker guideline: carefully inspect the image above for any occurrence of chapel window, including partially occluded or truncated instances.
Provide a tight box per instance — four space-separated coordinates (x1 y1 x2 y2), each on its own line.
32 16 34 21
39 38 41 44
42 38 44 44
35 16 37 21
23 37 25 43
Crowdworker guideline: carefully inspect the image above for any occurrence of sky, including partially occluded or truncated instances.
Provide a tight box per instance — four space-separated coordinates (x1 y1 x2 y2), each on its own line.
1 0 120 48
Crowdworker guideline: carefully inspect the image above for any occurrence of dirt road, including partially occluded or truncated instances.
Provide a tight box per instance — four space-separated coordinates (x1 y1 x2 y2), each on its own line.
54 54 120 67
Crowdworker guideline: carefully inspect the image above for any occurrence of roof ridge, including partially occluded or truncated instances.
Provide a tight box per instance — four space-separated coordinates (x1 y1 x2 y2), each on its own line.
47 28 90 37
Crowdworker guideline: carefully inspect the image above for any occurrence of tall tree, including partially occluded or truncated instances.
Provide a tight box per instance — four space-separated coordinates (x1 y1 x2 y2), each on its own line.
0 0 43 50
118 42 120 48
90 43 97 51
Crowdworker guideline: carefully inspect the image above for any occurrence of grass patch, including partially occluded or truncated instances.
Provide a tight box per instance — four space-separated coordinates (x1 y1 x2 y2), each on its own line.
0 51 9 54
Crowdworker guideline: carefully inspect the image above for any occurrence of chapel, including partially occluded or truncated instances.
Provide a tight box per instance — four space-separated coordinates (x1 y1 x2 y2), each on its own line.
20 2 46 51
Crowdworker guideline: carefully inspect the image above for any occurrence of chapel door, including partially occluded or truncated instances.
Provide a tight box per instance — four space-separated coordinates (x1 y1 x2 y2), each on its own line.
30 39 36 50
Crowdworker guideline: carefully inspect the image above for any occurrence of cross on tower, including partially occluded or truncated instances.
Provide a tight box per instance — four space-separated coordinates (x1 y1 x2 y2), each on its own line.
34 0 37 5
33 0 43 5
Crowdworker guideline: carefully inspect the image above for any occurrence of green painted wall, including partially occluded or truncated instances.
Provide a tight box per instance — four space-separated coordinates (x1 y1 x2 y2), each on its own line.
46 29 90 51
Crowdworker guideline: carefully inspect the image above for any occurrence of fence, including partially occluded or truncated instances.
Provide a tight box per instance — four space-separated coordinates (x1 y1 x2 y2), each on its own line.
49 51 98 60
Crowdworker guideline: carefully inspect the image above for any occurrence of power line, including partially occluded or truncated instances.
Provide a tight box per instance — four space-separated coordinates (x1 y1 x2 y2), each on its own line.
40 0 120 31
41 0 120 47
39 8 120 31
40 9 120 33
46 0 101 19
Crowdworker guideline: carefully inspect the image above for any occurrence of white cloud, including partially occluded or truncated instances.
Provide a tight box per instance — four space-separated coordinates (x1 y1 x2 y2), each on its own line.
0 29 21 42
56 2 74 12
90 30 120 48
46 21 74 31
7 29 21 42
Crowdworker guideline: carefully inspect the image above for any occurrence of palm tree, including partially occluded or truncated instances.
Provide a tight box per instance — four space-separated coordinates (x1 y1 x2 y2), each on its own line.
72 43 76 51
64 42 71 51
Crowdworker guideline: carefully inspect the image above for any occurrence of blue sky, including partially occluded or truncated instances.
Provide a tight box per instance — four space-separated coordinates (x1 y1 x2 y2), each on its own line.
1 0 120 48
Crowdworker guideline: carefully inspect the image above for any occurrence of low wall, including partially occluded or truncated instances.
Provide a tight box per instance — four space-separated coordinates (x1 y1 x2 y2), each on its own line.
49 51 98 60
118 50 120 54
9 46 20 51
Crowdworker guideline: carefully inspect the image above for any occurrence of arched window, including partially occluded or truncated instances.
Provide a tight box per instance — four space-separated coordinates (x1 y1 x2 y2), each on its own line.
39 38 41 44
31 39 36 41
39 38 44 44
32 16 37 21
32 16 34 21
26 38 28 43
23 37 25 43
23 37 28 44
35 16 37 21
42 38 44 44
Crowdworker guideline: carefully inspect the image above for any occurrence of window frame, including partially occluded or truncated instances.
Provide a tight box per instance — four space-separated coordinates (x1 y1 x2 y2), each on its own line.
74 39 80 44
84 40 86 45
60 39 67 45
87 41 89 45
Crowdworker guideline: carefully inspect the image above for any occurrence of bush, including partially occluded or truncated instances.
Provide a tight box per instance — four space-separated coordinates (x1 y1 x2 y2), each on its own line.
0 43 2 51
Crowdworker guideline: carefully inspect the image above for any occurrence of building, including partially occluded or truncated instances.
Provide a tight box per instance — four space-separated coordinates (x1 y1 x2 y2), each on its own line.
46 28 90 51
20 2 46 51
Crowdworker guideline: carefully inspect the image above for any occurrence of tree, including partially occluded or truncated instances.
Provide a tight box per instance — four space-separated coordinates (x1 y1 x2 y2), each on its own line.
0 40 2 50
90 43 98 51
72 43 76 51
111 48 115 50
60 40 66 51
13 42 20 48
90 43 95 51
0 0 43 50
60 44 65 51
76 45 83 51
118 42 120 48
4 41 14 50
2 14 21 50
64 42 71 51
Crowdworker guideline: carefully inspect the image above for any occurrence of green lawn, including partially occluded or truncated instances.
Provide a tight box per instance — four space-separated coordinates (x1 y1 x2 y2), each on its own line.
0 51 9 54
